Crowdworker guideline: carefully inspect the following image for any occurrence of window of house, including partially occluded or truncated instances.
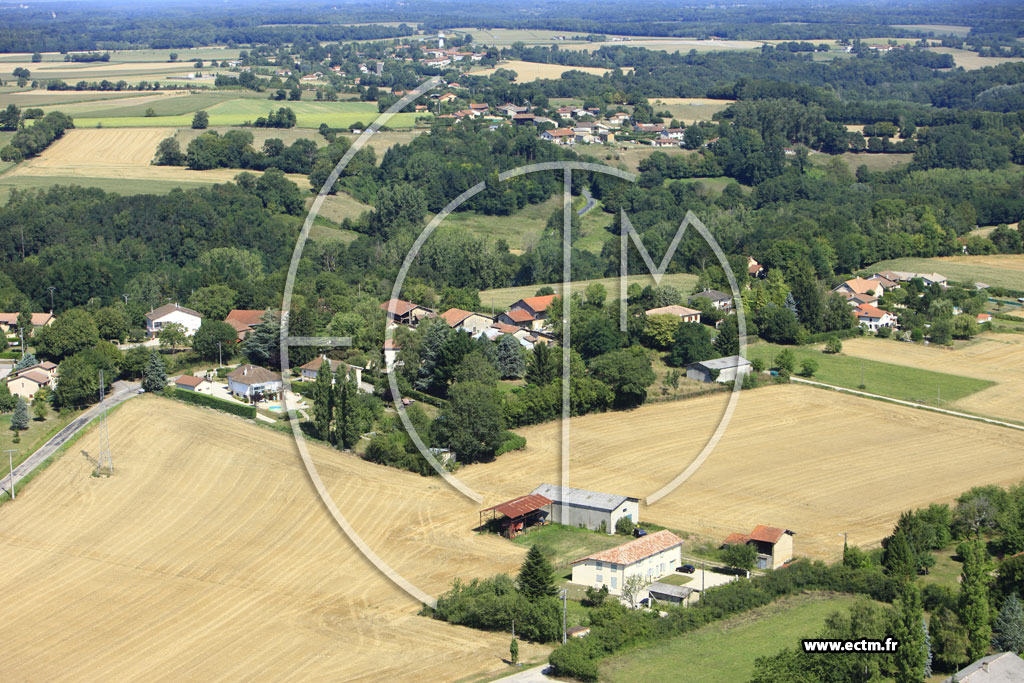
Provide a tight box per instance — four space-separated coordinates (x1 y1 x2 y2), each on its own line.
596 574 603 583
596 561 603 570
610 576 617 589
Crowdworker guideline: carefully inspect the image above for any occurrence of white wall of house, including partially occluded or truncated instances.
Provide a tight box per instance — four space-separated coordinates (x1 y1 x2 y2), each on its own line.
571 545 682 596
176 381 212 394
148 310 202 337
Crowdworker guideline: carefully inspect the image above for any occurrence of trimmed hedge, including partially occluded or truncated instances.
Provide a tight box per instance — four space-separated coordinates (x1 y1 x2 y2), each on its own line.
167 387 257 419
0 351 21 360
402 387 448 409
495 431 526 456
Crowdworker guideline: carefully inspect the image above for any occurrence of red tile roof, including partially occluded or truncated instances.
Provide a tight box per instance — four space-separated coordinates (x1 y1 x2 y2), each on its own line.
517 294 557 313
225 309 271 328
175 375 207 388
12 370 50 385
723 532 750 545
440 308 475 326
227 364 282 385
749 525 786 544
853 304 891 319
482 494 552 519
572 530 683 566
503 309 535 323
380 299 419 316
0 312 54 326
492 322 522 335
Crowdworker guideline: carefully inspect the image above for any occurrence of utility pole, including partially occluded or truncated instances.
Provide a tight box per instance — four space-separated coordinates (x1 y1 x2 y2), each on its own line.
122 293 130 306
937 386 941 407
561 588 567 644
47 286 56 312
95 370 113 476
218 341 223 368
19 328 24 360
838 532 848 553
701 561 705 594
5 449 15 500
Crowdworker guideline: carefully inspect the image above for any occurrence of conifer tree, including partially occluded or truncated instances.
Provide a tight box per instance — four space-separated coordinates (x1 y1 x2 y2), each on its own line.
517 545 557 601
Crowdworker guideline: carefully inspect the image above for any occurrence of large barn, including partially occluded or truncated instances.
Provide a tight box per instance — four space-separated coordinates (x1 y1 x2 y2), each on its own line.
530 484 639 534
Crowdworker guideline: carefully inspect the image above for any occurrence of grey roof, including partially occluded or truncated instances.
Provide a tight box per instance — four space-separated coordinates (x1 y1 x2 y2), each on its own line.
648 582 696 599
944 653 1024 682
687 355 751 371
530 484 636 513
689 289 732 302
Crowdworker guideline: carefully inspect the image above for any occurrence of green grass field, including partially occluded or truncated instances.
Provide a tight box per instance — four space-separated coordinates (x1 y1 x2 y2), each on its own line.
444 195 561 252
71 99 425 129
600 592 868 683
511 524 628 569
746 341 996 404
0 90 167 108
867 256 1024 290
479 272 699 310
921 549 963 591
822 151 912 173
0 175 213 203
0 409 80 474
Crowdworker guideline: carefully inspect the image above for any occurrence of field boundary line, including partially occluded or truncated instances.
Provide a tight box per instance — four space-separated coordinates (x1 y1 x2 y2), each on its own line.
790 377 1024 431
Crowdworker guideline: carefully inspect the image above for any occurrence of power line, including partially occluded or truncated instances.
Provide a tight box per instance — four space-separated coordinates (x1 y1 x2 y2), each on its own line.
95 370 113 476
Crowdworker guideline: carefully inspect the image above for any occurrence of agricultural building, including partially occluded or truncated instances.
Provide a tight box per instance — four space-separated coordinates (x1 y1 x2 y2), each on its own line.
478 493 552 538
530 483 638 533
685 355 752 383
722 525 795 570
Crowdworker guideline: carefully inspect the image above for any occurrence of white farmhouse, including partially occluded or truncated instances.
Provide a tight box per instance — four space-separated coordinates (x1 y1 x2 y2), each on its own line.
531 483 639 534
145 303 203 338
570 530 684 596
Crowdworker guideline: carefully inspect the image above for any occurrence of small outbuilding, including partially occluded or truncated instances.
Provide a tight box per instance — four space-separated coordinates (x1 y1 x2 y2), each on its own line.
174 375 212 393
685 355 752 384
479 493 552 538
647 581 697 605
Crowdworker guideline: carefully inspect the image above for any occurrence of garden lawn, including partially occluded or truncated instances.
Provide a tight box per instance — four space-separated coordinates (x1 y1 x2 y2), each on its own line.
746 342 995 405
599 592 867 683
510 524 628 569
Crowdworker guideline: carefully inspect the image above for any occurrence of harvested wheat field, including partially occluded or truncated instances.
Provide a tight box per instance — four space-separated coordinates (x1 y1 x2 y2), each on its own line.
460 384 1024 561
7 128 307 186
472 60 623 81
836 334 1024 422
0 398 548 682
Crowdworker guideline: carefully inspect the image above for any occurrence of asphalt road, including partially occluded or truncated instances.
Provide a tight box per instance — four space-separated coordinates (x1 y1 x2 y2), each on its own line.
577 188 596 217
1 380 140 497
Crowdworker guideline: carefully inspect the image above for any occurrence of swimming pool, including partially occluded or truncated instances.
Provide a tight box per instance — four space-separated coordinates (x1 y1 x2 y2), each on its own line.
268 405 283 412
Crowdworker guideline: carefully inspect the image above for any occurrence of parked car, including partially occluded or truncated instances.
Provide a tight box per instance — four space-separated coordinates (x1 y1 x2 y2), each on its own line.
638 597 650 607
678 564 696 574
632 527 648 538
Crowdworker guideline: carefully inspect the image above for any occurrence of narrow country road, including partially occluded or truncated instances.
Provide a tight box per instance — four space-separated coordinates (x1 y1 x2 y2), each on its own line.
790 377 1024 431
577 188 595 217
1 380 140 497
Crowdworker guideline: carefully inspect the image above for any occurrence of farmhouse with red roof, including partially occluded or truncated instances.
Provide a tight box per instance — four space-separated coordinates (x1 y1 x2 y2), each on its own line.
722 525 795 569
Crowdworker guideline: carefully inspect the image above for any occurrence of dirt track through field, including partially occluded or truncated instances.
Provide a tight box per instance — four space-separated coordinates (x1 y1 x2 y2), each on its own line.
837 334 1024 422
0 398 547 681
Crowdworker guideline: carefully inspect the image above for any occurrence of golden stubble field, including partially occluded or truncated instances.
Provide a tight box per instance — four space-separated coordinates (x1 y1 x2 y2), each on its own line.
838 333 1024 422
460 383 1024 560
5 128 307 185
0 398 548 682
472 60 626 81
6 385 1024 679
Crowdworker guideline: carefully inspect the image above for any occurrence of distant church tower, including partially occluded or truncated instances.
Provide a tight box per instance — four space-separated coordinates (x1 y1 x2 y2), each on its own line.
438 31 445 49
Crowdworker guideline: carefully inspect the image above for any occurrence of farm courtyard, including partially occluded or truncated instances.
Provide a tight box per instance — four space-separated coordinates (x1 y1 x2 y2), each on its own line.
3 384 1024 678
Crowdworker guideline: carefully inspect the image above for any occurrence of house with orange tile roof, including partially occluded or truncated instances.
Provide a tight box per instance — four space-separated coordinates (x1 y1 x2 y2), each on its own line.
6 361 59 400
380 299 434 328
722 525 795 569
509 295 559 329
570 529 683 597
439 308 494 334
853 303 897 332
833 277 884 300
